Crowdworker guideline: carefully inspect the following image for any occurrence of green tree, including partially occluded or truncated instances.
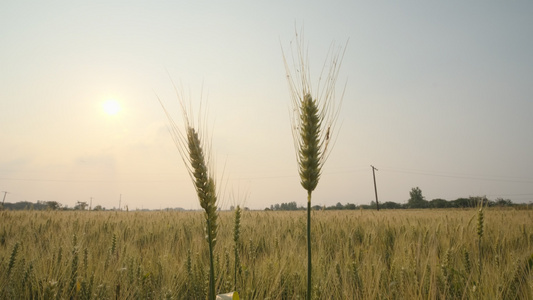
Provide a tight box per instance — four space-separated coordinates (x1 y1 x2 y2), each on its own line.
382 201 403 209
495 197 512 207
429 198 448 208
408 187 428 208
451 197 470 208
74 201 88 210
46 201 61 210
345 203 357 210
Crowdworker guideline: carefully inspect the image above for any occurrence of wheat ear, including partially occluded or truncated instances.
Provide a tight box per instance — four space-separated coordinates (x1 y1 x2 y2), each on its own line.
298 93 322 193
187 126 218 247
283 31 347 193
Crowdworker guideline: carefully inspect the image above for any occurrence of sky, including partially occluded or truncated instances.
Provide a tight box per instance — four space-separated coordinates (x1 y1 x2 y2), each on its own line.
1 1 533 210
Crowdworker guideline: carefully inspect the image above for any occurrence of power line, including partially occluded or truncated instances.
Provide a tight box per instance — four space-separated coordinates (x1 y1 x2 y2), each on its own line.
2 167 531 185
379 168 533 184
0 177 182 183
486 193 533 198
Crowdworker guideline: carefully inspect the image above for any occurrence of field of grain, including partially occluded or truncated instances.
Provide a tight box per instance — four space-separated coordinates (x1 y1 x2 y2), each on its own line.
1 209 532 299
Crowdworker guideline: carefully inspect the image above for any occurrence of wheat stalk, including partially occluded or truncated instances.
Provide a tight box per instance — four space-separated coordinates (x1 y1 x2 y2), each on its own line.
476 203 484 299
158 84 218 300
283 29 346 300
233 205 242 290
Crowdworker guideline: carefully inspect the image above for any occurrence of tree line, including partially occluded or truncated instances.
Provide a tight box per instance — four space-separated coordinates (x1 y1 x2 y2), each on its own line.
1 187 528 211
0 200 189 211
1 200 106 211
265 187 528 211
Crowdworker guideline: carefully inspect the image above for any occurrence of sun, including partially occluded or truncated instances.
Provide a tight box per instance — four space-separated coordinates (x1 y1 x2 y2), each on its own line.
102 99 121 115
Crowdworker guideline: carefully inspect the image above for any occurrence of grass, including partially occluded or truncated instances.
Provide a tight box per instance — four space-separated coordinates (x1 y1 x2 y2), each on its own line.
1 208 532 299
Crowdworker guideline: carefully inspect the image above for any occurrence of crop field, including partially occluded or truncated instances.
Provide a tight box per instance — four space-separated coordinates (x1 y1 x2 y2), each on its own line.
1 208 532 299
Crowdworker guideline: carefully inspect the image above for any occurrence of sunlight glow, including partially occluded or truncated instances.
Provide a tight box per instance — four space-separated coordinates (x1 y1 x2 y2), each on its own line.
103 99 121 115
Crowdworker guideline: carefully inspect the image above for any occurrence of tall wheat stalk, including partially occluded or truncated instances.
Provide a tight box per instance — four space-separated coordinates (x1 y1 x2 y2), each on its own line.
233 205 242 290
476 201 484 299
158 86 218 300
283 30 346 300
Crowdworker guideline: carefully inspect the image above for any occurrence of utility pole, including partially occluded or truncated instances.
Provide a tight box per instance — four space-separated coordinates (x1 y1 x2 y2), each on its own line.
90 197 93 211
371 166 380 211
1 191 8 210
119 194 122 211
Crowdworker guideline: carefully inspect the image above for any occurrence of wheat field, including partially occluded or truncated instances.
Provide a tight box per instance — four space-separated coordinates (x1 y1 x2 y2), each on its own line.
1 208 532 299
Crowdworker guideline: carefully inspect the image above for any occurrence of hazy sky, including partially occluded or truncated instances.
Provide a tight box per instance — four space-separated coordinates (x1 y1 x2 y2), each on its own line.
2 1 532 210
